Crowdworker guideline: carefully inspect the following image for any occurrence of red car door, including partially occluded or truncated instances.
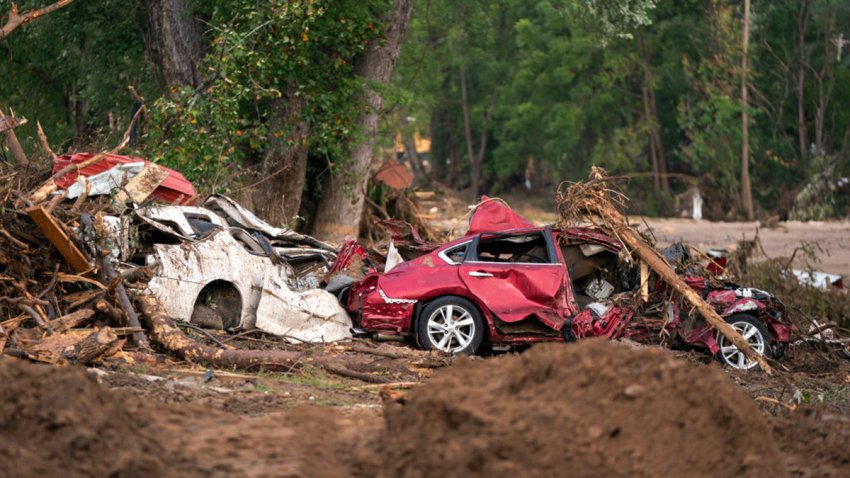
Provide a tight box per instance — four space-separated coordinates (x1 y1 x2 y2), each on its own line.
459 229 568 329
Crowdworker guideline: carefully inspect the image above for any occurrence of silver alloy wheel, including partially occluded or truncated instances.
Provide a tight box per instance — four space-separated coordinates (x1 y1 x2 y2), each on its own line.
718 320 766 370
425 304 476 353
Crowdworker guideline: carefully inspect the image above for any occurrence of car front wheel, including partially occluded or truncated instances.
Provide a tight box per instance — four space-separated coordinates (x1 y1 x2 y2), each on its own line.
416 296 484 355
715 314 770 370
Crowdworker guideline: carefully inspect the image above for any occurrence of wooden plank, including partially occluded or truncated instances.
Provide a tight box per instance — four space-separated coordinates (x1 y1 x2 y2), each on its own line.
114 163 169 205
25 205 90 273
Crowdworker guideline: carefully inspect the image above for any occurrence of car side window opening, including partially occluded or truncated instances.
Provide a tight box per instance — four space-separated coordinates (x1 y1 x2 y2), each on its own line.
474 233 553 264
441 243 468 265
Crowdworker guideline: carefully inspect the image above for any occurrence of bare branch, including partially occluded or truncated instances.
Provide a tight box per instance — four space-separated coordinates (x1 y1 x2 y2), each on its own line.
0 1 75 41
36 121 57 160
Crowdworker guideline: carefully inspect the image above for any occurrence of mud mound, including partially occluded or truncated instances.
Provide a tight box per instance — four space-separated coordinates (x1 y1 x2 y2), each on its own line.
0 358 379 478
770 406 850 477
380 340 785 478
0 358 173 478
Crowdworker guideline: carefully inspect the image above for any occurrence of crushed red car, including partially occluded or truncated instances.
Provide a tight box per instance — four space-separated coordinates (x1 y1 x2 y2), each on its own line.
337 199 791 370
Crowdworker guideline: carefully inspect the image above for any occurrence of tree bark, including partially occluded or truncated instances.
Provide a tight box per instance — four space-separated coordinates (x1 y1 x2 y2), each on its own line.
638 36 668 193
795 0 811 167
741 0 754 221
460 63 479 199
312 0 414 242
144 0 204 88
250 92 310 226
136 294 302 370
641 82 660 190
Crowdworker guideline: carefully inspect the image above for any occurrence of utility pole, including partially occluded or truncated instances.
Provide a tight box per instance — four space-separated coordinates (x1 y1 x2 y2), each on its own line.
741 0 754 221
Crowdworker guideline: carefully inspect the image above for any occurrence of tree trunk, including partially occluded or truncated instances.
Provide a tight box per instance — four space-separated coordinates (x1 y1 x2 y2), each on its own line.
312 0 414 242
741 0 754 221
144 0 204 88
250 92 310 227
648 89 668 192
796 0 811 167
137 294 302 371
638 36 668 193
641 82 660 190
460 63 479 200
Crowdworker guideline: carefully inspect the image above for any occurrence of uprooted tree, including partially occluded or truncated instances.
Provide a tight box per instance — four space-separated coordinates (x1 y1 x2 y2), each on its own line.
556 167 772 373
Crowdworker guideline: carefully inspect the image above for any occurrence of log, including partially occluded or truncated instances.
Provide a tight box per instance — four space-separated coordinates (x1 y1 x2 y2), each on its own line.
99 255 149 348
47 308 94 333
321 363 391 384
621 229 771 372
95 299 125 325
72 327 122 365
136 294 303 371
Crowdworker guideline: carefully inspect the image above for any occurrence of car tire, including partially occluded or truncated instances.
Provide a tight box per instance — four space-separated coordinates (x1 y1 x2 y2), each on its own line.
416 296 484 355
714 314 771 370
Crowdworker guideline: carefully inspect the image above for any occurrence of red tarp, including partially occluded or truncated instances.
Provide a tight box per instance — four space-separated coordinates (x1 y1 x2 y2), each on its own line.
467 196 535 235
52 153 197 204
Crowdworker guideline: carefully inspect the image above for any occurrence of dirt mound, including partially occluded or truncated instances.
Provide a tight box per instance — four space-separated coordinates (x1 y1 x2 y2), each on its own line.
0 357 379 478
770 406 850 477
379 340 785 478
0 358 174 478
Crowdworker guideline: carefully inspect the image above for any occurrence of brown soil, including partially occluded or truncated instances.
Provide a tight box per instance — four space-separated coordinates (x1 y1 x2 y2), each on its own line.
771 406 850 478
0 358 174 478
0 357 377 478
3 340 849 478
380 340 784 478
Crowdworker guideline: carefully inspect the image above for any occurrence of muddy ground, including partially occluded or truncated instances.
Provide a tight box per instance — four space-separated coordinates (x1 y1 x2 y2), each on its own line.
2 335 848 478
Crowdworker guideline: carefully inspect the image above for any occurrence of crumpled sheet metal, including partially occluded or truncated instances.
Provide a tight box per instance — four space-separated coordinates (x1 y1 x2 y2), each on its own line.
53 152 196 204
204 194 336 252
147 228 352 343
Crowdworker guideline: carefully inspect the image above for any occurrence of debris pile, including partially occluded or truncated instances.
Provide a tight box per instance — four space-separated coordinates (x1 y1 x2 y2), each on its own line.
0 151 354 373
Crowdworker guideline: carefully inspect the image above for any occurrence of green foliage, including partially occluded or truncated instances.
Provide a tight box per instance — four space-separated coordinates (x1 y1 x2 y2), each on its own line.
0 0 155 153
789 155 839 221
395 0 850 219
141 0 389 192
571 0 658 41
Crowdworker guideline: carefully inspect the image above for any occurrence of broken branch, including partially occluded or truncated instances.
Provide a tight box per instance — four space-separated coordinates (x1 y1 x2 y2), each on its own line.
0 1 75 41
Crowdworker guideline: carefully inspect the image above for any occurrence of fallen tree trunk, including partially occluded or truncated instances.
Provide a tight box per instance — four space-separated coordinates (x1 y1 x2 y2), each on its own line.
136 294 302 371
556 167 772 373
